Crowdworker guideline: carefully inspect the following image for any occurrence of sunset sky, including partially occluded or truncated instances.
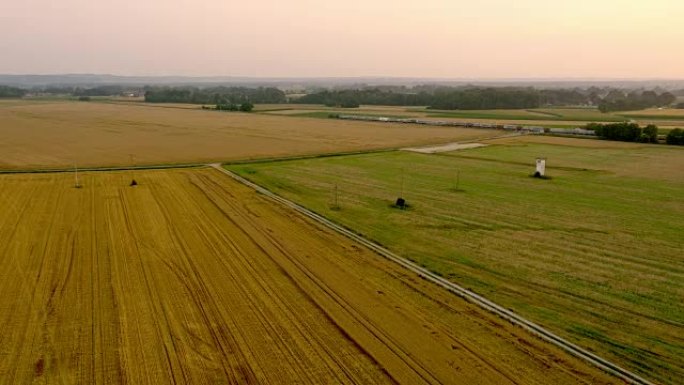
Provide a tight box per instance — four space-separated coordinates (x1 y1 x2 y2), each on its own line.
1 0 683 78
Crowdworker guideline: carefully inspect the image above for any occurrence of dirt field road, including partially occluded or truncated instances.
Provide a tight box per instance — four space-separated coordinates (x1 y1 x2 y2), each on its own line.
0 169 617 384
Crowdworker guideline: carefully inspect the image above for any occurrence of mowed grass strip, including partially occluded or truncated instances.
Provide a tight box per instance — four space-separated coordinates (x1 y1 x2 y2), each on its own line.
425 108 628 122
227 141 684 385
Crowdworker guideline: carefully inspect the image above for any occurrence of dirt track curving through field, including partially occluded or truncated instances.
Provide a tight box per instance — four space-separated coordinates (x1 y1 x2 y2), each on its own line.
0 168 617 384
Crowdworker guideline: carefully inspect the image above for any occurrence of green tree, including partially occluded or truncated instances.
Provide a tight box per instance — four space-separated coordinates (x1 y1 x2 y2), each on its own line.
666 128 684 145
642 125 659 143
657 92 676 107
586 122 648 142
240 102 254 112
0 85 26 98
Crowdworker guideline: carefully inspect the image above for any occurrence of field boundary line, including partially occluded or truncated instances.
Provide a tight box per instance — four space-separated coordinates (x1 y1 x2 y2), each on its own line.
0 163 205 174
210 163 656 385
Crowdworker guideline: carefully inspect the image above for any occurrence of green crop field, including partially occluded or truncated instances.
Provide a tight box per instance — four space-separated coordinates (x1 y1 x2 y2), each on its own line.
226 137 684 385
285 111 411 119
426 108 631 122
256 104 684 129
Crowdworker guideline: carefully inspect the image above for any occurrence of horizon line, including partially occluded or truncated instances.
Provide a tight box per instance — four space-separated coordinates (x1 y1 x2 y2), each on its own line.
2 73 684 82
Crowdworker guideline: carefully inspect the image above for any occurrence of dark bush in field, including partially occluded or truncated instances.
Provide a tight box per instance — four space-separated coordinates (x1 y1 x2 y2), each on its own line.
0 85 26 98
586 122 658 143
239 102 254 112
666 128 684 145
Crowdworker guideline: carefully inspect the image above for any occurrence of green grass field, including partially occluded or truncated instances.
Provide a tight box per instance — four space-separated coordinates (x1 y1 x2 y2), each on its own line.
285 111 411 119
226 139 684 385
255 104 684 129
426 108 634 122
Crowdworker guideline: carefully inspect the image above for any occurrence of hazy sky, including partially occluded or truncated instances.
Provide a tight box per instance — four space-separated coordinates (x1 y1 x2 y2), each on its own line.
1 0 683 78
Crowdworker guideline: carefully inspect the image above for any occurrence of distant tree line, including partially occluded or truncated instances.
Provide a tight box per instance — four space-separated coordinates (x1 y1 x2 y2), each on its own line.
27 85 141 96
598 90 676 112
0 85 26 98
73 85 129 97
144 87 286 104
2 82 682 114
429 88 541 109
585 122 659 143
296 87 544 109
666 128 684 145
296 89 427 108
296 87 678 111
203 101 254 112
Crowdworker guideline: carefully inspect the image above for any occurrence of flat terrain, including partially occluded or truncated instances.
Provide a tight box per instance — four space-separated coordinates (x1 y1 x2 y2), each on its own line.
0 168 616 384
255 104 684 128
0 100 497 169
228 137 684 384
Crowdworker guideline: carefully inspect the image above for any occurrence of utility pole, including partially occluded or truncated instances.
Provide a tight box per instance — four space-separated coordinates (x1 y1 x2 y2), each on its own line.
454 169 460 191
334 183 339 208
331 183 340 210
74 162 81 188
129 154 138 186
400 167 405 197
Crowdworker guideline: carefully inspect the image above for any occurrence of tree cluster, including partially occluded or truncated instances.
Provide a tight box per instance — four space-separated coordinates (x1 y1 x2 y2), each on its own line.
666 128 684 145
295 89 427 107
74 85 128 97
598 90 676 112
297 86 680 112
296 87 546 109
145 87 286 104
429 88 541 109
208 101 254 112
585 122 659 143
0 85 26 98
296 87 677 111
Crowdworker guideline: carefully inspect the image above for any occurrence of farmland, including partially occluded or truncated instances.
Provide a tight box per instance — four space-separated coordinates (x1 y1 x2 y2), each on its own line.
0 100 497 169
0 168 616 384
227 137 684 384
256 103 684 129
1 96 681 384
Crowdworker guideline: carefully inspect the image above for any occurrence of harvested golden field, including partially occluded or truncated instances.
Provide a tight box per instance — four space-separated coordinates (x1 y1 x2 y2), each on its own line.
620 108 684 117
0 168 616 384
0 101 497 169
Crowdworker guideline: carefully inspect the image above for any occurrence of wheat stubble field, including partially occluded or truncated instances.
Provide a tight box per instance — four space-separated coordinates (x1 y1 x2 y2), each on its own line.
0 100 497 169
0 168 617 384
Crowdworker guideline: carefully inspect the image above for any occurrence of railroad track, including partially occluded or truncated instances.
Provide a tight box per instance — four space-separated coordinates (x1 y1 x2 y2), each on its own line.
210 163 657 385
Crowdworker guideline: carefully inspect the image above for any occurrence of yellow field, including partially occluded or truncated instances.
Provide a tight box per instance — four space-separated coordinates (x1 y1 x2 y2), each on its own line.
0 168 616 384
0 101 497 169
620 108 684 117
